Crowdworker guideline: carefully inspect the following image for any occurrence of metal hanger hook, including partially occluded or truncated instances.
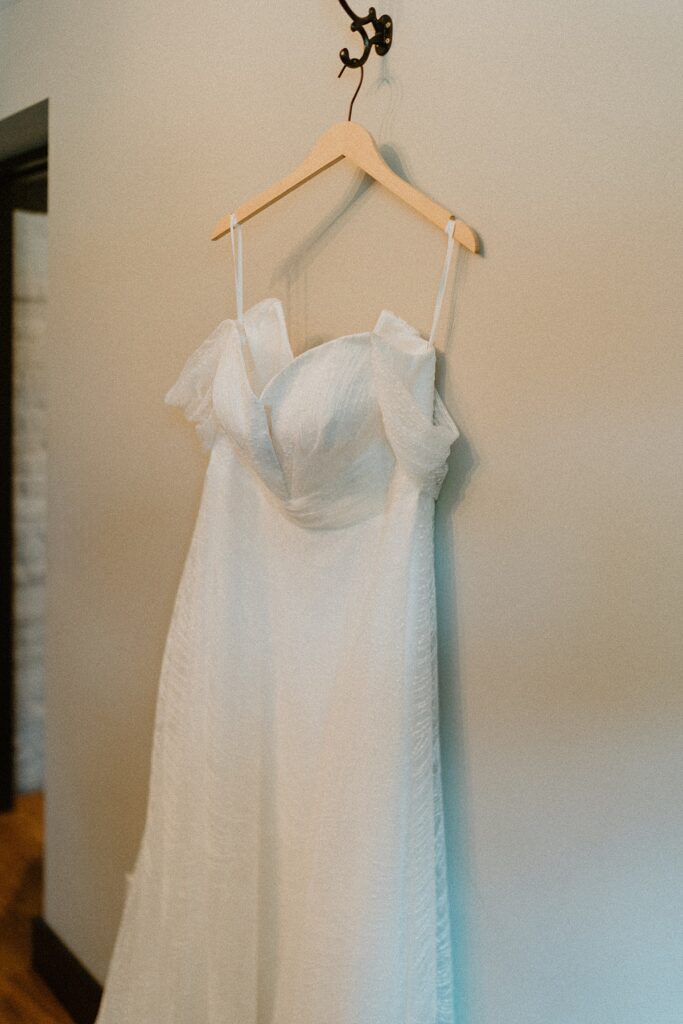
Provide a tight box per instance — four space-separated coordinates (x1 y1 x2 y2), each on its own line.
338 62 364 121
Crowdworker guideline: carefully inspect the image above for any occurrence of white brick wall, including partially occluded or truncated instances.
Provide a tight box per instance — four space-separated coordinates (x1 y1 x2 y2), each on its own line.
12 208 48 794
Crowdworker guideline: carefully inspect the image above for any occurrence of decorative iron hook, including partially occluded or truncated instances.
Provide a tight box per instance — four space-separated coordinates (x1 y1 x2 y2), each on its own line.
337 2 393 71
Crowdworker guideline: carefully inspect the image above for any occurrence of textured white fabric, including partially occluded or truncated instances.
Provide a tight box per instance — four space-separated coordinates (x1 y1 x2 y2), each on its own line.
94 283 461 1022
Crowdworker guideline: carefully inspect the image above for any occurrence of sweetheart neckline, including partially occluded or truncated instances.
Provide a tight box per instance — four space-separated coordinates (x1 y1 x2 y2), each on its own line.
225 295 432 405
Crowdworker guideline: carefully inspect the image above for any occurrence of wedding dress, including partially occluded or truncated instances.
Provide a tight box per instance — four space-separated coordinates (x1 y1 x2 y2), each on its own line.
94 215 461 1024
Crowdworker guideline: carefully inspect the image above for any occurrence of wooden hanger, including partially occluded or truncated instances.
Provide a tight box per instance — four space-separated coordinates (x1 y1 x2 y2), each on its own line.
210 120 479 254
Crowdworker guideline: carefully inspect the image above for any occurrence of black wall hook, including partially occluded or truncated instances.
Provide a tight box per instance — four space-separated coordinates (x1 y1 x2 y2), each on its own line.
337 2 393 70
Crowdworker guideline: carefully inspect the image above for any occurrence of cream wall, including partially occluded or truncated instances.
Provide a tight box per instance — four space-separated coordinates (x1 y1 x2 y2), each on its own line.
1 2 681 1021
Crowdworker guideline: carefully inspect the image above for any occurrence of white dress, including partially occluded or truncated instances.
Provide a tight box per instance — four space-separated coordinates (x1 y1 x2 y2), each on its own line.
94 216 461 1024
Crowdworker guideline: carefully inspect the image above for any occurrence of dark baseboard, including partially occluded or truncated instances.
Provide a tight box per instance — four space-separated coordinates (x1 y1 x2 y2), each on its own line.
31 915 103 1024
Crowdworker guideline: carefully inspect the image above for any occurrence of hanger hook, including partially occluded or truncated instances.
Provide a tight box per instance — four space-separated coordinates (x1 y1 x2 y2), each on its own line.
336 2 392 121
338 62 364 121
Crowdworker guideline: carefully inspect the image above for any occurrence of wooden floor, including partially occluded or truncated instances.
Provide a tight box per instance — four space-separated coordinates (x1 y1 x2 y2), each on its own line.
0 791 73 1023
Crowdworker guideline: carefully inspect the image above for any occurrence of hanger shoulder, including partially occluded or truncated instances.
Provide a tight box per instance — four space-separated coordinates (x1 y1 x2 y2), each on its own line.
211 138 345 241
210 123 353 241
211 121 479 253
340 123 479 252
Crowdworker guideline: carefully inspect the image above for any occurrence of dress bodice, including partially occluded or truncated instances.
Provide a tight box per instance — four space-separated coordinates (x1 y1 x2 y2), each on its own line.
165 297 459 530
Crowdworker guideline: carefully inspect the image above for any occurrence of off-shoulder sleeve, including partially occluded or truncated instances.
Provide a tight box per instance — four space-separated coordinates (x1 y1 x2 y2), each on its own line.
164 321 230 451
371 334 460 499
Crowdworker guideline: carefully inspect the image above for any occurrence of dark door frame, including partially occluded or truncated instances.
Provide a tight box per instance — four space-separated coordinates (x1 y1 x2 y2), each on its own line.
0 144 48 813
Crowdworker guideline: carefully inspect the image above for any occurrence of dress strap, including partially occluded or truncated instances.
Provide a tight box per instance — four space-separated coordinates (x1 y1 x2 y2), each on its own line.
229 213 244 321
428 216 457 346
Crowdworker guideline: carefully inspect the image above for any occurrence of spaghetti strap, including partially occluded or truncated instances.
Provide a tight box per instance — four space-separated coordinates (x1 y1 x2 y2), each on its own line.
428 217 457 346
229 213 244 321
229 211 455 343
